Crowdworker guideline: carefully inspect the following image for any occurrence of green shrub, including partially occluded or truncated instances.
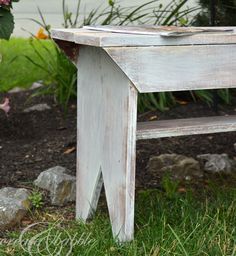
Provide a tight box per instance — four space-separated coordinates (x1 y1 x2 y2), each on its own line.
26 39 77 111
192 0 236 112
194 0 236 26
0 0 20 40
29 191 44 209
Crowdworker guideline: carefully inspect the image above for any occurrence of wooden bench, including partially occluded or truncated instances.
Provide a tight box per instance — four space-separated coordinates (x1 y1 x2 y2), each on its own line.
52 26 236 242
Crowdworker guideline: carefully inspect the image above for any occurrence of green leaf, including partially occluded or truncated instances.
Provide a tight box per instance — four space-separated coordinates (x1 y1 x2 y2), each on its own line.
0 8 14 40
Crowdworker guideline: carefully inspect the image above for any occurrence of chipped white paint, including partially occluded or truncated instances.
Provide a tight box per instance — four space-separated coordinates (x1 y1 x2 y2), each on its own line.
52 27 236 242
137 116 236 140
51 27 236 47
76 46 137 242
106 45 236 92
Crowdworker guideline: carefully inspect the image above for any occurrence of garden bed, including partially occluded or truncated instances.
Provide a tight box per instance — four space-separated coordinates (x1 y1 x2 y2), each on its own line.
1 89 236 190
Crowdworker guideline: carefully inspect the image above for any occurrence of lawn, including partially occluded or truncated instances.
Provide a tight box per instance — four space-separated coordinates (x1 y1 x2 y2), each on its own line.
1 184 236 256
0 38 56 92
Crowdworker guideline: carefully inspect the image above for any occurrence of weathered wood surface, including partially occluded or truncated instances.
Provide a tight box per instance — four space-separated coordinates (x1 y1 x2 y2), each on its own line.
52 27 236 47
83 25 234 37
52 26 236 243
76 46 138 242
137 115 236 140
106 45 236 93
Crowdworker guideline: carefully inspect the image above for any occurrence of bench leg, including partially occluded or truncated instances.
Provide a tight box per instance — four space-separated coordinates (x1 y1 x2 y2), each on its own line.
76 46 138 242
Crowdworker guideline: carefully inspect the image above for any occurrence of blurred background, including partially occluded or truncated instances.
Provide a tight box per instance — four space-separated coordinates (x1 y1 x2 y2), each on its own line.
1 0 235 111
13 0 198 37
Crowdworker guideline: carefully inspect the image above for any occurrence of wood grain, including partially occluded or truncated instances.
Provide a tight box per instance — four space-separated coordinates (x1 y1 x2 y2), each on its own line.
52 27 236 47
53 26 236 242
76 45 138 242
106 45 236 93
137 115 236 140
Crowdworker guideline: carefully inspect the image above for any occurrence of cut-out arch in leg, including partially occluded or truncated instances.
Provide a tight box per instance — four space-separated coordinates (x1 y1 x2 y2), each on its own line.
76 46 138 242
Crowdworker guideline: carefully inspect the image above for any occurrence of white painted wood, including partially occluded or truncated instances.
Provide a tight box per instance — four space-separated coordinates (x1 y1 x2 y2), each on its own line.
105 45 236 93
137 116 236 140
83 25 234 36
76 45 138 242
51 27 236 47
52 29 91 43
52 26 236 242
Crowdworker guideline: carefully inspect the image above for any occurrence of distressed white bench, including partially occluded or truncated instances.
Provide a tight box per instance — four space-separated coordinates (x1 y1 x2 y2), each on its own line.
52 26 236 242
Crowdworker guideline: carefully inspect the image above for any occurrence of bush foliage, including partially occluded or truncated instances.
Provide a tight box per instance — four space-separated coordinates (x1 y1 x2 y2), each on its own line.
0 0 20 39
194 0 236 26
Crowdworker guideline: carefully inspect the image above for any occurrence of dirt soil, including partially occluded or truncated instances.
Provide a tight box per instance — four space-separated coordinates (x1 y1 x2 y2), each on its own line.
1 90 236 191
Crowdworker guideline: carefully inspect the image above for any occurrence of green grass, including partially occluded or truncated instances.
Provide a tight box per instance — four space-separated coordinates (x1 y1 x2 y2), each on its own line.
1 185 236 256
0 38 56 92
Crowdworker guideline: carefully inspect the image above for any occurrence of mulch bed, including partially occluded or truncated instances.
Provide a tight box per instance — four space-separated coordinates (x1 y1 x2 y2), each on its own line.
1 90 236 190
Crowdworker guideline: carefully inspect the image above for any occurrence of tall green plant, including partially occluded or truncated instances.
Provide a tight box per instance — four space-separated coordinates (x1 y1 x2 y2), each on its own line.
62 0 81 28
22 39 77 111
33 0 199 112
62 0 198 28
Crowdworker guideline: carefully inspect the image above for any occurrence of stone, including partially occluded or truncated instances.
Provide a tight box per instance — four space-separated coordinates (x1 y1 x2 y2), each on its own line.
234 143 236 153
8 87 24 93
23 103 51 113
8 81 43 94
30 81 43 90
34 166 76 206
0 187 31 230
147 154 203 182
197 154 236 174
0 187 31 209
